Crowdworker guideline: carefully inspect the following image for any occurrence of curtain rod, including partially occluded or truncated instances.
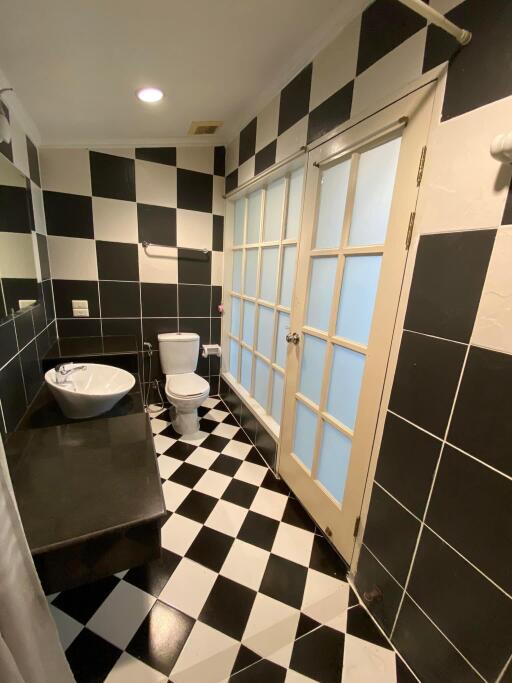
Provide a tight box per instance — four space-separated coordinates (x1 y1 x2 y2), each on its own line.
396 0 471 45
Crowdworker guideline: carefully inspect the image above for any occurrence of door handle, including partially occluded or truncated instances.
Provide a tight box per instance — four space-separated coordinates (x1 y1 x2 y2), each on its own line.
286 332 300 345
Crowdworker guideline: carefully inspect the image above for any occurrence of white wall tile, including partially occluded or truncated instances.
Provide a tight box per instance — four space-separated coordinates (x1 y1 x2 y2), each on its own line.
91 147 135 159
309 16 360 110
0 152 26 186
138 243 177 283
211 250 223 286
238 156 255 186
176 209 213 250
39 148 92 195
47 235 98 280
32 232 42 282
351 29 427 118
10 117 29 179
225 137 239 175
0 233 37 278
212 175 225 216
472 226 512 355
31 182 46 234
416 95 512 234
93 197 138 243
255 96 279 153
430 0 464 13
135 159 176 207
176 146 214 174
276 116 308 163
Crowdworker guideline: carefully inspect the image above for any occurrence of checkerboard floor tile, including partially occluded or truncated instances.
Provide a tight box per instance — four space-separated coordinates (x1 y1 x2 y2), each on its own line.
48 397 409 682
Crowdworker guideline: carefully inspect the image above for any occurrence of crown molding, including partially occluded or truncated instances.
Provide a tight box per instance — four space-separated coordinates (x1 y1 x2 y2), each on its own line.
38 134 227 149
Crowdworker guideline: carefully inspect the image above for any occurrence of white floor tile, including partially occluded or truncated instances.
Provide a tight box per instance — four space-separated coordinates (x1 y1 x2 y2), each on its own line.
220 539 270 590
153 433 176 454
103 651 166 683
301 568 350 631
87 582 155 649
162 481 191 511
49 605 82 651
205 499 248 537
186 446 220 469
159 558 217 618
221 440 252 460
170 621 239 683
204 408 228 423
271 523 315 567
341 634 397 683
151 417 170 435
285 670 318 682
180 430 209 446
158 454 183 479
161 514 202 555
234 461 267 487
250 488 288 521
212 423 239 439
194 469 231 498
202 397 220 409
242 593 300 668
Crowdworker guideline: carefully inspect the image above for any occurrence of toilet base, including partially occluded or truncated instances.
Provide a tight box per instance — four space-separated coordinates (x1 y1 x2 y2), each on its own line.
169 408 199 436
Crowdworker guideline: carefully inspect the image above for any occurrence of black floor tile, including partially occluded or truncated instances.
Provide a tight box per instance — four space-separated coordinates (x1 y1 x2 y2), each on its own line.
259 554 308 609
160 423 181 440
309 536 347 580
201 434 230 453
231 644 261 675
176 490 218 523
346 604 392 649
199 576 257 640
52 575 119 624
232 428 251 444
123 549 181 598
290 625 345 683
245 448 267 467
65 628 121 683
230 657 287 682
164 440 197 461
186 526 235 572
199 417 218 433
222 479 258 508
260 471 290 495
282 497 316 532
237 510 280 552
296 612 321 639
170 462 206 488
210 454 243 476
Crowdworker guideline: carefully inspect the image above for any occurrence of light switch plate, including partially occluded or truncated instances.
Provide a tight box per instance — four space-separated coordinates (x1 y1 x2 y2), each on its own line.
73 308 89 317
72 300 88 309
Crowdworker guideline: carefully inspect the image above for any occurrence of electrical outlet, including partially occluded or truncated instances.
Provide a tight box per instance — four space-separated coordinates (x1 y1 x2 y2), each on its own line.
73 308 89 317
72 300 88 309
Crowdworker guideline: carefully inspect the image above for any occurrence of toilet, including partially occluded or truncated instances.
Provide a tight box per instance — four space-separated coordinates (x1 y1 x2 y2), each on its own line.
158 332 210 436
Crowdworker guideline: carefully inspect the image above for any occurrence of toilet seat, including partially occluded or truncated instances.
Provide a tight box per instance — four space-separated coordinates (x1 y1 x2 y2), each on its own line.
165 373 209 399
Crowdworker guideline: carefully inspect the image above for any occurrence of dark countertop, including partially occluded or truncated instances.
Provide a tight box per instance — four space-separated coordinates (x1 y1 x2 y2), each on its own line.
43 335 138 360
6 412 165 554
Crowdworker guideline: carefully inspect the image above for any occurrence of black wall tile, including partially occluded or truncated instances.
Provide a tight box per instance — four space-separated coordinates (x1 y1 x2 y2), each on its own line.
142 318 178 348
212 215 224 252
178 249 211 285
254 140 277 176
307 81 354 145
37 233 50 281
255 427 277 471
427 444 512 594
404 230 496 343
179 317 210 346
278 63 312 136
36 324 53 360
57 318 102 338
0 185 31 233
210 317 221 345
0 319 17 367
503 179 512 225
178 284 211 317
177 169 212 213
14 309 35 349
42 279 55 322
408 528 512 681
363 484 420 585
214 146 225 177
20 339 41 402
101 318 142 347
43 191 94 239
448 345 512 477
141 283 177 318
0 356 26 431
2 278 38 315
422 21 460 75
225 169 238 194
389 332 466 438
137 204 176 247
392 596 483 683
90 152 135 202
32 300 46 336
135 147 176 166
356 0 426 75
99 281 140 318
239 118 257 166
375 412 442 518
26 136 41 186
52 280 100 318
96 240 139 281
354 544 404 636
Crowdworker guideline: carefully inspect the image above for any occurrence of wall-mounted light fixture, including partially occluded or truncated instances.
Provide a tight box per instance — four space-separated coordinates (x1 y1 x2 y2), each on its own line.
0 87 13 144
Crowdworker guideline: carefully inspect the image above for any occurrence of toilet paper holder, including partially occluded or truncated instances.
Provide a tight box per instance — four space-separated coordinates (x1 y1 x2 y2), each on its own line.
202 344 221 358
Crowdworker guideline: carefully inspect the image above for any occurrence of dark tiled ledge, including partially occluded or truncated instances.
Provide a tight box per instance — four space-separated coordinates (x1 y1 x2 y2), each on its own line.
41 334 139 373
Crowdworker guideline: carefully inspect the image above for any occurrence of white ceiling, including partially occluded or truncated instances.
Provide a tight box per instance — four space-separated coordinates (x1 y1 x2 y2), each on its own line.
0 0 367 146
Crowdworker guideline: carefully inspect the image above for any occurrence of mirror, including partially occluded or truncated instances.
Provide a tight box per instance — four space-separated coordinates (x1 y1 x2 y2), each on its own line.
0 153 39 319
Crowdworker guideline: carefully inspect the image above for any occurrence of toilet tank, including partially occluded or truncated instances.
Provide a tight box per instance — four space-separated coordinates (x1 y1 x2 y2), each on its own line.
158 332 200 375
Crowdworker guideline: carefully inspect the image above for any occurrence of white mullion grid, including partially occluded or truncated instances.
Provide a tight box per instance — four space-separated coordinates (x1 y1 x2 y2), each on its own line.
248 187 265 397
236 197 249 382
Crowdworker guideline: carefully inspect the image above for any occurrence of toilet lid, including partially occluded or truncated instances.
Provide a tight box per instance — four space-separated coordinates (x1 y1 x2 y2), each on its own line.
166 373 209 398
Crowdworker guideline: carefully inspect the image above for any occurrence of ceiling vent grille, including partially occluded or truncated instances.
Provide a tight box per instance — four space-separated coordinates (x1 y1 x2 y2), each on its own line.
188 120 223 135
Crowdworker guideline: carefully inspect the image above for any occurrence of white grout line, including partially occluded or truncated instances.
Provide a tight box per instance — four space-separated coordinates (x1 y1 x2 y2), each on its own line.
0 399 6 435
0 317 57 374
387 409 443 442
496 653 512 683
402 327 469 347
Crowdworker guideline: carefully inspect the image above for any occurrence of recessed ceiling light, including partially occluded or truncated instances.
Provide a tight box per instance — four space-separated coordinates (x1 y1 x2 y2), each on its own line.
136 87 164 103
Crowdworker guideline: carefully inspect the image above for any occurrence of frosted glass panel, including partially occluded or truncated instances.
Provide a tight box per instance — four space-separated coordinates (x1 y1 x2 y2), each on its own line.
241 347 252 391
349 136 401 246
242 301 255 346
247 190 262 243
271 371 284 424
244 249 258 297
232 250 242 292
279 245 296 309
230 296 241 336
315 160 350 248
327 345 365 430
275 312 290 368
317 423 351 503
263 177 285 242
285 167 304 239
254 358 270 408
293 401 317 471
229 339 239 378
256 305 274 359
260 247 279 303
336 255 382 345
299 334 326 405
234 199 245 245
306 257 337 331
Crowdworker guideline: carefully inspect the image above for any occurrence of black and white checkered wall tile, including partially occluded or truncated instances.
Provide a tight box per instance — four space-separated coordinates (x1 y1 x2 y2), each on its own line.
225 0 512 193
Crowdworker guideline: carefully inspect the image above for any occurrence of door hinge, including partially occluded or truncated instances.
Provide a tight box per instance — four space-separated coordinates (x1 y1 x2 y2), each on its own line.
417 146 427 186
353 516 361 538
405 212 415 250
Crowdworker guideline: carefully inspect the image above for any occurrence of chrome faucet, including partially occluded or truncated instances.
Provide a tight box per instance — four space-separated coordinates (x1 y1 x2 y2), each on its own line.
54 363 86 384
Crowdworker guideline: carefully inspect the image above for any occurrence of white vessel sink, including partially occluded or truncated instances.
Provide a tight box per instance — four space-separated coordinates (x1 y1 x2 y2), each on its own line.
45 363 135 419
